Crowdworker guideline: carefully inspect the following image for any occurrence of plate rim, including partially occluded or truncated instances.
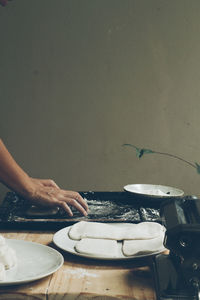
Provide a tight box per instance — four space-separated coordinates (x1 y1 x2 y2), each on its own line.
0 238 64 286
124 183 184 198
53 224 166 261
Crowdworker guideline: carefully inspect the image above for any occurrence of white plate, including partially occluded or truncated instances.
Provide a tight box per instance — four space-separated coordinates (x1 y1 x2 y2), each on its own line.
0 239 64 286
53 224 166 260
124 184 184 198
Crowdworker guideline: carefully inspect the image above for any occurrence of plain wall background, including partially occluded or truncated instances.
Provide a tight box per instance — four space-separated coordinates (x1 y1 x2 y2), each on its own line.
1 0 200 201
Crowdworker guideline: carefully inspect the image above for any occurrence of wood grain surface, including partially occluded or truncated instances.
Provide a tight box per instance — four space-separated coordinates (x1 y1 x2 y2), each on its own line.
0 231 156 300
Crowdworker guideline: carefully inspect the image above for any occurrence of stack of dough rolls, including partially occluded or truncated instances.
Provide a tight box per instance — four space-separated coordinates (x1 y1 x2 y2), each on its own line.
68 221 166 258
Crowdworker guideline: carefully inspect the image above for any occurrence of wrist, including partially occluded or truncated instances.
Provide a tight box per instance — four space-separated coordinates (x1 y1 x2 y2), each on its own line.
11 174 36 200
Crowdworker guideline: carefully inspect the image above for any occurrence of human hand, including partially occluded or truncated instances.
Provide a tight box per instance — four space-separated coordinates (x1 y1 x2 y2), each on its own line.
0 139 88 216
30 178 60 189
26 178 88 217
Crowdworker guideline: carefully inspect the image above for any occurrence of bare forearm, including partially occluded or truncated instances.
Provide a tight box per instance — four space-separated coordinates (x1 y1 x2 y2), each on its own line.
0 139 88 216
0 139 33 197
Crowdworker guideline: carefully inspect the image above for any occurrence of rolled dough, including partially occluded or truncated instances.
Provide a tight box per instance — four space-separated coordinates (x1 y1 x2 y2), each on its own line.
0 235 5 247
0 235 17 272
0 263 5 281
75 238 119 258
69 221 165 241
0 245 17 270
122 234 165 256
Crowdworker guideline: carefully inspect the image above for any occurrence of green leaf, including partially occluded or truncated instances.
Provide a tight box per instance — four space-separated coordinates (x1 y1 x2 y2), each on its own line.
122 144 154 158
195 162 200 174
137 148 154 158
136 148 143 158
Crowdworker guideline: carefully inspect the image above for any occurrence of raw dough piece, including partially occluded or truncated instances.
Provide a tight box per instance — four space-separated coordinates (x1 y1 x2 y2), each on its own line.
69 221 165 241
0 235 17 281
0 245 17 269
0 263 5 281
122 234 165 256
26 205 59 216
75 238 119 258
0 235 17 270
0 235 5 247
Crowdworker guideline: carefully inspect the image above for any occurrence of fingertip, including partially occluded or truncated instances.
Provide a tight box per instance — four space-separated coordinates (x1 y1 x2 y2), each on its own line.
59 201 73 217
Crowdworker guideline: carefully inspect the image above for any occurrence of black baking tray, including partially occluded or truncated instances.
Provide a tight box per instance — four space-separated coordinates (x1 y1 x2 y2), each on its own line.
0 191 164 230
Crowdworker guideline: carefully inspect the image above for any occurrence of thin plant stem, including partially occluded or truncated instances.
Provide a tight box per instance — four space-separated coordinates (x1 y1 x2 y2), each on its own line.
123 144 197 169
152 151 196 169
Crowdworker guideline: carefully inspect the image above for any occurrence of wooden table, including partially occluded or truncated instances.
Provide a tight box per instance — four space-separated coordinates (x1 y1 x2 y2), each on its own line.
0 231 157 300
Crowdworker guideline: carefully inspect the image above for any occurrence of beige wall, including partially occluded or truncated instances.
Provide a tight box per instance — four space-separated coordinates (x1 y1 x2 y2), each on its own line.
1 0 200 201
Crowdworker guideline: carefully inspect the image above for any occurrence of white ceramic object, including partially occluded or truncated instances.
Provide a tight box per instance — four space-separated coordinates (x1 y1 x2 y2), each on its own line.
53 224 166 260
0 239 64 286
124 184 184 198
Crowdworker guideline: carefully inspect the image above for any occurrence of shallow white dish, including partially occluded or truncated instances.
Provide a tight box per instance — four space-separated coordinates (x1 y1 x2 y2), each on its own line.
53 224 166 260
0 239 64 286
124 184 184 198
